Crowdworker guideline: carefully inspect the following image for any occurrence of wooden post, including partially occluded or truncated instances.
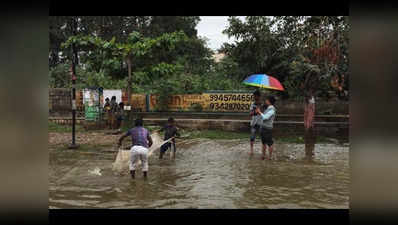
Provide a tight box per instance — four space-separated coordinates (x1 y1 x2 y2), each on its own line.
126 56 132 121
304 94 315 160
127 57 132 106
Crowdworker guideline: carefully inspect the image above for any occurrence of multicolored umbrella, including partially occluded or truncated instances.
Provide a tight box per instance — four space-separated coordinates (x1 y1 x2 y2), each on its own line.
242 74 285 91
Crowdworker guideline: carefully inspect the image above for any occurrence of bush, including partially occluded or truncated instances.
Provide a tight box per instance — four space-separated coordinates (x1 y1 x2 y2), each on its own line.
49 64 68 88
189 103 203 112
49 63 128 89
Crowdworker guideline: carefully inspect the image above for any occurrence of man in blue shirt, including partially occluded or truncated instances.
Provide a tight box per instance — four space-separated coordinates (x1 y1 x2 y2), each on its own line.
159 117 180 159
255 96 276 160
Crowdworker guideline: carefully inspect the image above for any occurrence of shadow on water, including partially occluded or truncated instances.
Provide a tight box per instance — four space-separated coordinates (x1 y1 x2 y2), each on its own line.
49 137 349 209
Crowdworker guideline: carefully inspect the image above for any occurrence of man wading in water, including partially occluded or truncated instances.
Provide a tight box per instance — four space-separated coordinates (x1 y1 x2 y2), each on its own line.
255 96 276 160
249 90 264 156
118 118 153 179
159 117 180 159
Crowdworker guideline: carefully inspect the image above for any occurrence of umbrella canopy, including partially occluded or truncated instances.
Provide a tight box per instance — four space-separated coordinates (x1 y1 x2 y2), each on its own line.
242 74 285 91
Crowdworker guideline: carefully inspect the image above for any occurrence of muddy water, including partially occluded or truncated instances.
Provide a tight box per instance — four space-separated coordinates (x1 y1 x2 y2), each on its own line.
49 139 349 209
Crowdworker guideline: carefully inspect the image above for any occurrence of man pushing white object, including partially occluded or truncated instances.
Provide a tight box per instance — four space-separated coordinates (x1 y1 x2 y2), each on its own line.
113 118 172 179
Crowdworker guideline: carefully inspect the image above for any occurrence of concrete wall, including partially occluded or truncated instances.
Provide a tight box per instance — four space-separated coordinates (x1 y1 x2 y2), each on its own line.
274 100 348 115
49 88 349 116
48 117 349 140
48 88 349 140
143 119 349 140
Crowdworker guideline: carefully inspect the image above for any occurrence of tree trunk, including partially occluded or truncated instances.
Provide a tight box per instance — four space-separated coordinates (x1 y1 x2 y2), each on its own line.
304 95 316 160
126 56 133 122
126 56 132 106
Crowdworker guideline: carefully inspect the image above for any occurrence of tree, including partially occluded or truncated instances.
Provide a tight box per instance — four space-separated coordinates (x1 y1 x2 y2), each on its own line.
62 31 189 106
223 16 349 160
222 16 285 81
284 16 349 160
148 16 200 38
50 16 214 89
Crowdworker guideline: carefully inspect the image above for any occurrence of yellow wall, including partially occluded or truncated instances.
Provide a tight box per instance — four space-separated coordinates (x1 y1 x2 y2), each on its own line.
76 90 254 112
149 93 253 112
130 94 146 111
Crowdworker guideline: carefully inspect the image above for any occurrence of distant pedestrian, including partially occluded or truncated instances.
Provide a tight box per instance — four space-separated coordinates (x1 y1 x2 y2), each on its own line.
109 96 119 129
104 97 111 127
104 97 111 110
116 102 125 131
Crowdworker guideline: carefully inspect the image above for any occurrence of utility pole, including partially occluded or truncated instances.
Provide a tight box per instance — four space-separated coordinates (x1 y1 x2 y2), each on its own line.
69 17 79 149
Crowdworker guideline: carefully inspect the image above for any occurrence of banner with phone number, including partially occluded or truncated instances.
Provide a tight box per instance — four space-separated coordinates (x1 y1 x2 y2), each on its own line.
147 93 253 112
76 90 254 112
202 93 254 112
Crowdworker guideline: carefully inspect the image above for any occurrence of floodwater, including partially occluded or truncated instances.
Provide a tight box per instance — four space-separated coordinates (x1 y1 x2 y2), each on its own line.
49 136 349 209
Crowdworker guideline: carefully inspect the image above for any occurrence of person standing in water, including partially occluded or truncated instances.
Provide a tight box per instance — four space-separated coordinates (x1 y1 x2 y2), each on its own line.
249 90 264 156
110 96 119 129
159 117 180 159
116 102 125 132
118 118 153 179
104 98 111 127
255 95 276 160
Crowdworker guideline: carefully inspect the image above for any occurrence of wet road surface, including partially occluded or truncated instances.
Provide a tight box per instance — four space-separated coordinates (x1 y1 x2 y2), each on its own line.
49 138 349 209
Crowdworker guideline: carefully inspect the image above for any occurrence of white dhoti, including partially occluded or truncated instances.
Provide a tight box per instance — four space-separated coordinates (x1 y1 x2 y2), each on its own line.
129 145 149 172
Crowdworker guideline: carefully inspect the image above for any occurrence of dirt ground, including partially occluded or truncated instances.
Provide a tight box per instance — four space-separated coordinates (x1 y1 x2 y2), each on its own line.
49 131 123 150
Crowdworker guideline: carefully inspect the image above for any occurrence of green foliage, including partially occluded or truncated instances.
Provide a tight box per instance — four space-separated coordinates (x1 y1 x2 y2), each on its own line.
49 63 127 89
222 17 283 80
148 16 200 38
152 73 192 111
49 16 349 101
222 16 349 99
50 17 225 95
49 63 72 88
150 63 183 80
84 71 128 89
201 55 250 91
59 30 189 96
153 78 176 111
283 55 321 100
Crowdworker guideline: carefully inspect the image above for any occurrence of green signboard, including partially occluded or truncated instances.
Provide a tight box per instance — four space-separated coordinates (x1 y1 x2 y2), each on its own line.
83 88 101 121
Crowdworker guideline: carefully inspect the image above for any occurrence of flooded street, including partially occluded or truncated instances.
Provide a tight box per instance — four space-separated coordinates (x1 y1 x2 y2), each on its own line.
49 138 349 209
